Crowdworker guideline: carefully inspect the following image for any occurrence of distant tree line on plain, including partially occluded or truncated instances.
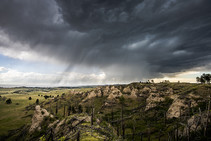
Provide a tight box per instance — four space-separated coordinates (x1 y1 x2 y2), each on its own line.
196 73 211 84
38 94 57 99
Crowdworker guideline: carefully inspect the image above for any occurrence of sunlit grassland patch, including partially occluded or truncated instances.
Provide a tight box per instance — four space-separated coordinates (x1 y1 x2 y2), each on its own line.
0 87 84 136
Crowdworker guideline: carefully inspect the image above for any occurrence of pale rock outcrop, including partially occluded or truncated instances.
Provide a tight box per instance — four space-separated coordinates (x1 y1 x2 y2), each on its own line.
104 102 113 107
103 86 110 96
166 98 187 119
29 105 52 133
72 116 91 126
182 112 210 136
96 87 103 96
140 87 151 95
166 88 174 95
110 86 120 94
129 89 138 99
145 93 165 111
82 92 88 97
169 94 179 100
83 86 122 102
84 116 91 122
107 93 116 100
190 100 198 107
48 120 59 128
87 91 97 99
188 93 200 99
123 86 131 94
150 86 157 92
94 88 102 97
82 91 97 102
107 91 122 100
139 87 151 97
55 119 66 133
107 86 122 100
167 93 198 119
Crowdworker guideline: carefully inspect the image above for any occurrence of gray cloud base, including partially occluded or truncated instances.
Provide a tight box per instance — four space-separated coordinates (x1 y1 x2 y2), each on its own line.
0 0 211 83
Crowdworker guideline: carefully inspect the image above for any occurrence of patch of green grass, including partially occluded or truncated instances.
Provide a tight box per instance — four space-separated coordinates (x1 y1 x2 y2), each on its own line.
0 87 73 136
81 131 105 141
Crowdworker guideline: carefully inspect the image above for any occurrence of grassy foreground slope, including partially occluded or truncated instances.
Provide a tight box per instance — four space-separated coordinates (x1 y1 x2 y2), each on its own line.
0 83 211 140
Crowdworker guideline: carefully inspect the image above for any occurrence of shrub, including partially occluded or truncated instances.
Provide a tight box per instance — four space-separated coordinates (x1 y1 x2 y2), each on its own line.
44 95 49 99
36 99 39 105
41 111 45 115
29 97 32 100
6 98 12 104
58 136 65 141
40 135 46 141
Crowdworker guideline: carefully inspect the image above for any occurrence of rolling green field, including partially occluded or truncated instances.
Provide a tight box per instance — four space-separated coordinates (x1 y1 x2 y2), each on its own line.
0 87 92 137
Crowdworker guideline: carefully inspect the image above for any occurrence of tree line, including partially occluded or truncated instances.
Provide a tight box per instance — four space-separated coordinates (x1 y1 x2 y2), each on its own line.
196 73 211 84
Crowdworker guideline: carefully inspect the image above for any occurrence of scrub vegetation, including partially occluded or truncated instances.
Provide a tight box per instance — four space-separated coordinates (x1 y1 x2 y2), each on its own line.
0 83 211 141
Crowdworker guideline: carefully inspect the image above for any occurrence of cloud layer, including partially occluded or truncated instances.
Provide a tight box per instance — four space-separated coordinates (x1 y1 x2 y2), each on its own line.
0 67 106 86
0 0 211 84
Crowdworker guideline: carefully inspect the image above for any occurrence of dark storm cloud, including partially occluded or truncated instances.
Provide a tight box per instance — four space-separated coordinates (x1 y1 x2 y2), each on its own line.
0 0 211 82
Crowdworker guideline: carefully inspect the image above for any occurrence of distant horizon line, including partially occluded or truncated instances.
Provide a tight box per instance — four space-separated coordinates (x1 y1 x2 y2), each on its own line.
0 81 197 88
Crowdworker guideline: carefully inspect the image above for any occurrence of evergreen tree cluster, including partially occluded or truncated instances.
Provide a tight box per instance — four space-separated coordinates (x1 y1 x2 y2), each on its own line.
196 73 211 84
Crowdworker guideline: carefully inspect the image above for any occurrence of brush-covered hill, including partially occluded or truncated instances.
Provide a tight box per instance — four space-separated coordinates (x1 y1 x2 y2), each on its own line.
2 83 211 141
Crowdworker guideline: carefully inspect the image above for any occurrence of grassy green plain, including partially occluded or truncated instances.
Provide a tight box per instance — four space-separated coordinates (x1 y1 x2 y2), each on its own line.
0 87 90 136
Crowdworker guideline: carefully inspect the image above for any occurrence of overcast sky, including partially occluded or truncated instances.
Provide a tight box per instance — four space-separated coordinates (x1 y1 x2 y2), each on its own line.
0 0 211 86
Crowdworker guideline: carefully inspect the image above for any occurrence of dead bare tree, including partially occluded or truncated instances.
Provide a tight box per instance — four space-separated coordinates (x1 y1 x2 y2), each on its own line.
117 125 119 136
164 111 167 126
68 105 71 116
204 92 211 136
91 106 94 126
176 121 179 141
187 124 190 141
167 132 171 141
194 108 201 132
49 102 52 114
147 123 150 141
179 108 182 122
158 130 161 141
188 101 191 118
111 107 114 126
47 128 53 141
140 132 143 141
63 105 66 117
119 96 125 139
132 121 136 141
56 102 58 115
77 130 80 141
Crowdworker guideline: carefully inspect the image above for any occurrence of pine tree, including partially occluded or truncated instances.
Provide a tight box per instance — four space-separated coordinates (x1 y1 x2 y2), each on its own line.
78 105 82 113
72 106 76 114
68 105 71 116
119 96 125 139
36 99 39 105
6 98 12 104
